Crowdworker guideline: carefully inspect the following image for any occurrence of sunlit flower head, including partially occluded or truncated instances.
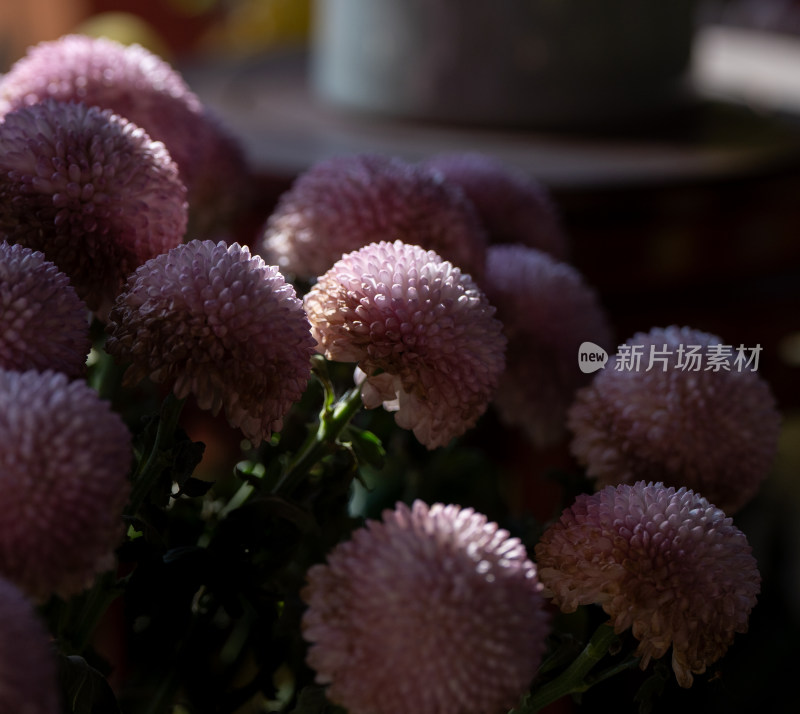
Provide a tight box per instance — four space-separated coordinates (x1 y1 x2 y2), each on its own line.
302 500 549 714
0 99 187 316
567 325 780 513
0 34 249 236
304 240 505 448
422 152 567 259
106 240 315 444
259 153 488 281
485 245 612 447
0 241 90 377
0 576 59 713
0 369 131 601
535 481 760 687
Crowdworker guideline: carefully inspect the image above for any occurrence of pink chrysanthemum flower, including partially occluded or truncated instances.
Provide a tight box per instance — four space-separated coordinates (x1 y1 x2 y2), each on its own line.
535 481 760 688
0 98 187 316
0 241 90 377
302 500 549 714
259 153 488 281
106 240 315 444
0 369 131 601
485 245 612 448
567 325 780 513
0 34 249 236
422 152 568 259
0 576 59 713
304 240 505 449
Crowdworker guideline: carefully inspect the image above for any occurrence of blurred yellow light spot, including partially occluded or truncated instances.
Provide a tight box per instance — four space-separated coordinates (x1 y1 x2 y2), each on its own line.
74 11 172 60
200 0 312 55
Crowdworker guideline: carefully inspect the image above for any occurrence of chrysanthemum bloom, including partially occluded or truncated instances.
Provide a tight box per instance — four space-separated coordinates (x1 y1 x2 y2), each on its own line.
0 369 131 601
0 34 249 236
0 241 90 377
106 240 315 444
485 245 612 448
0 576 59 713
535 481 760 687
422 152 568 260
304 240 505 449
567 325 780 513
0 99 187 316
259 153 488 281
302 500 549 714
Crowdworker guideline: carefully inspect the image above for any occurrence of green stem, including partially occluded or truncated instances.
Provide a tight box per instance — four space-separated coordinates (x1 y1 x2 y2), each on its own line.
219 480 255 519
272 385 364 496
585 654 640 687
55 571 122 655
145 662 182 714
128 392 186 516
514 623 620 713
87 344 122 401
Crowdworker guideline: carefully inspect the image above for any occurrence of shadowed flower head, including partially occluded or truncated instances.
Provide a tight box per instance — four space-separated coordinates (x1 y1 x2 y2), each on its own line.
0 369 131 601
304 240 506 449
302 500 549 714
0 576 59 713
567 325 780 513
0 241 90 377
485 245 612 448
422 152 568 259
185 106 252 237
259 153 488 281
106 240 315 444
0 98 187 316
0 34 249 236
535 481 760 687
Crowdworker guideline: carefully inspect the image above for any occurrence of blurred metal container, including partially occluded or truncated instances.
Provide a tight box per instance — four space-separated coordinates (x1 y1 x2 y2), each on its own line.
311 0 696 128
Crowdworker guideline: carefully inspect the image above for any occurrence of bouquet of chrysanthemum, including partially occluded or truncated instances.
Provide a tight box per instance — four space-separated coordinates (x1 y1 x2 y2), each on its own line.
0 35 780 714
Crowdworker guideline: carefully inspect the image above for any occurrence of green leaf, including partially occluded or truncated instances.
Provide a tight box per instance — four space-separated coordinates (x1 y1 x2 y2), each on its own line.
170 435 207 496
291 685 341 714
344 426 386 469
162 545 206 565
126 524 143 541
58 655 121 714
172 475 214 498
634 662 670 714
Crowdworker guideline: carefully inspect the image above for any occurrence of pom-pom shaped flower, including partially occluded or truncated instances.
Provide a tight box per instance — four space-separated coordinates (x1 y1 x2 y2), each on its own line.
0 576 59 713
567 325 780 513
422 152 568 259
304 240 505 448
535 481 760 687
260 153 487 281
0 34 249 236
106 240 315 444
0 241 90 377
0 369 131 600
0 99 187 316
0 35 198 119
302 500 549 714
485 245 612 448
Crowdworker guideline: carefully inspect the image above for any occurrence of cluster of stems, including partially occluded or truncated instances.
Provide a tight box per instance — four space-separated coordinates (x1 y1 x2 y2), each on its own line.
53 350 639 714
